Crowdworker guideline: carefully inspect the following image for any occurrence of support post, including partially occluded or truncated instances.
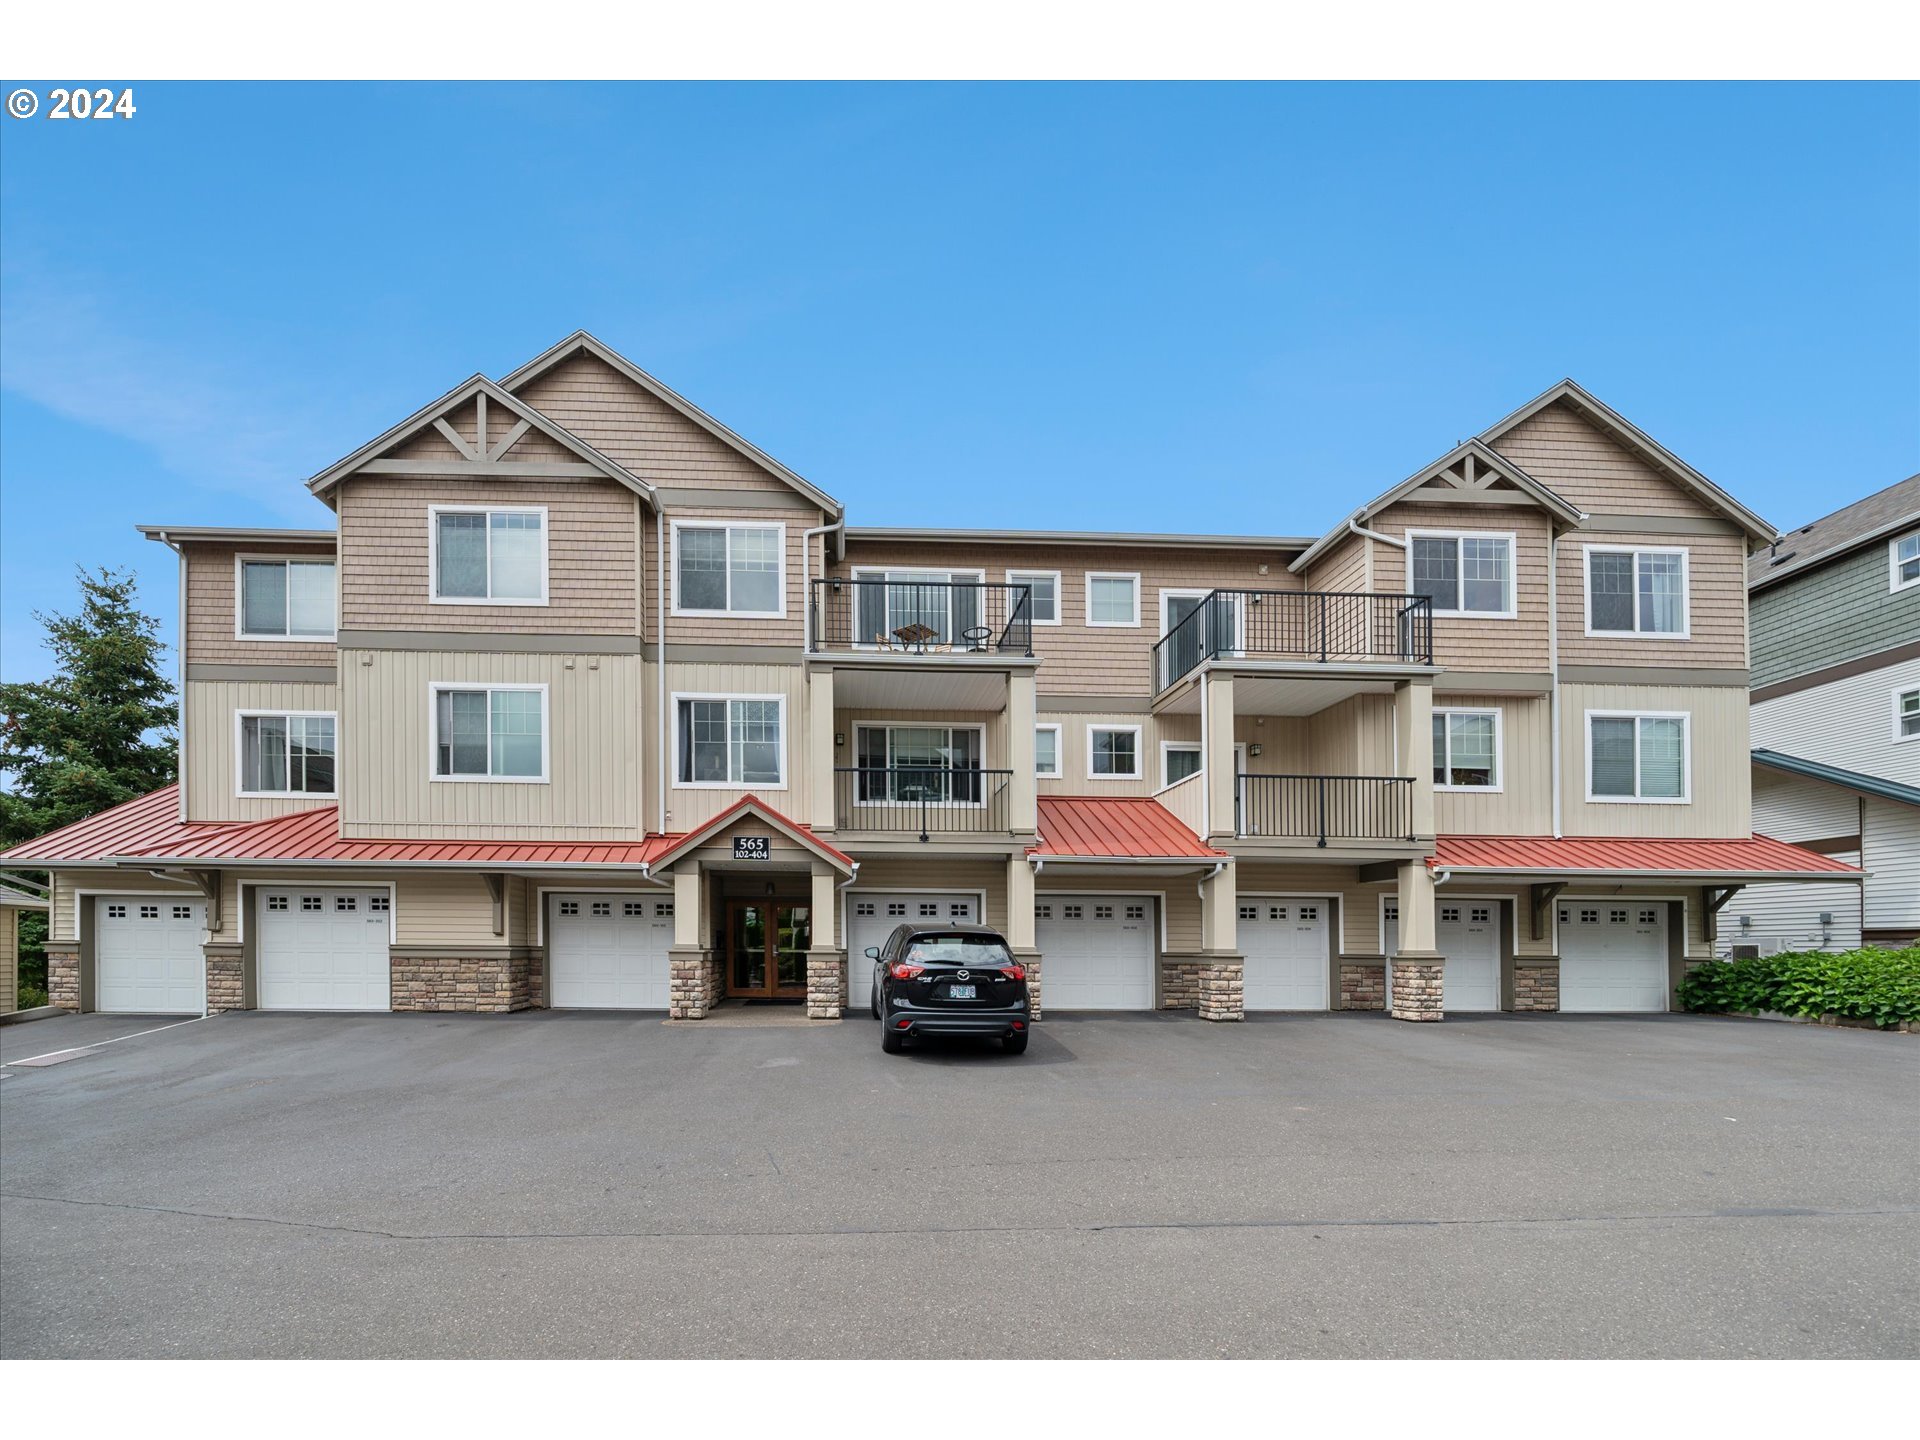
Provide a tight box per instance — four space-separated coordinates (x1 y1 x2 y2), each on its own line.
1008 669 1038 834
668 862 710 1019
483 873 506 937
1198 863 1243 1022
1394 676 1435 839
1391 859 1444 1021
1529 882 1566 943
1204 669 1236 840
1702 885 1743 944
806 861 843 1019
808 666 837 832
1008 856 1041 1019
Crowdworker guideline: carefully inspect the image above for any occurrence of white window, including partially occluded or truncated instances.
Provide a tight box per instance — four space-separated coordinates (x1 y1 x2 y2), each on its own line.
1432 709 1500 791
1587 712 1689 803
674 695 785 787
850 567 986 646
237 557 336 639
1088 724 1142 780
1160 741 1203 788
1007 570 1060 625
1085 573 1141 627
853 724 986 804
430 507 547 604
673 522 785 616
1896 687 1920 743
238 711 337 796
1584 545 1689 637
1892 531 1920 592
1409 531 1515 617
432 684 548 782
1034 724 1062 779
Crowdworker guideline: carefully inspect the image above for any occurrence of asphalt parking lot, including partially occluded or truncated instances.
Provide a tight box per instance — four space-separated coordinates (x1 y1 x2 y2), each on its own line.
1 1007 1914 1358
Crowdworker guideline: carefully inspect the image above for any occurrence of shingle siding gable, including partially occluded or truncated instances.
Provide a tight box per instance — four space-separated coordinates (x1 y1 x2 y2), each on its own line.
1750 543 1920 688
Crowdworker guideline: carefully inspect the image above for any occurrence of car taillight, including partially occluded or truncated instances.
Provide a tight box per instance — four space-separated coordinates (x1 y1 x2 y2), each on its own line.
890 963 925 981
999 964 1025 981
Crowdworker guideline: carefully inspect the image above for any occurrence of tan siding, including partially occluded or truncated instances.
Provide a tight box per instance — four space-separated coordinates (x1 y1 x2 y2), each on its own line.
1301 531 1368 593
659 662 810 832
1366 501 1553 672
1560 682 1751 838
1306 694 1398 778
49 871 197 945
1433 693 1553 835
1037 872 1202 954
837 540 1302 698
1233 713 1311 773
1559 530 1749 669
1488 400 1718 519
339 650 643 840
847 858 1010 933
184 680 341 823
184 542 338 665
646 507 824 649
1040 711 1198 797
1 906 16 1013
337 475 639 634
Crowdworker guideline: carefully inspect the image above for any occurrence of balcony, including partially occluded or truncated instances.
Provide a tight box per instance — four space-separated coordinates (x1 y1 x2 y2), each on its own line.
1152 590 1434 692
834 766 1015 840
810 578 1035 656
1235 774 1416 845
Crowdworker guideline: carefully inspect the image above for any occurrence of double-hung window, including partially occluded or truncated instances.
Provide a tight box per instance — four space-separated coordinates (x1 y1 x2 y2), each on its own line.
1161 741 1203 788
431 507 547 603
1893 531 1920 592
1432 709 1500 790
1896 687 1920 743
674 523 784 615
1088 724 1141 780
854 724 984 804
1034 724 1062 778
433 685 547 781
1007 570 1060 625
1585 545 1689 636
238 558 336 639
1086 573 1141 627
676 696 785 786
1409 532 1514 617
1587 712 1689 802
239 712 336 796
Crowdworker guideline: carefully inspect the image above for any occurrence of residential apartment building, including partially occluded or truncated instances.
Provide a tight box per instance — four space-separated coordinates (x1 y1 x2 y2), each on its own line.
1 333 1856 1024
1733 475 1920 951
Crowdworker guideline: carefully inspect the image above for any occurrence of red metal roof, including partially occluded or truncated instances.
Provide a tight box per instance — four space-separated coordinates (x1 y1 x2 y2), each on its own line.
1032 796 1226 860
0 785 193 863
1432 833 1861 877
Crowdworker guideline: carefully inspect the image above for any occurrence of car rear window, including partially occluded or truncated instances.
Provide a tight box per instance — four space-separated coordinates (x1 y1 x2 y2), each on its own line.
902 933 1014 966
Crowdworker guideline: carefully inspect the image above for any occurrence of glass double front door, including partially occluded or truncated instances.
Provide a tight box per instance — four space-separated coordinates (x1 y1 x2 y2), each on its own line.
727 901 811 998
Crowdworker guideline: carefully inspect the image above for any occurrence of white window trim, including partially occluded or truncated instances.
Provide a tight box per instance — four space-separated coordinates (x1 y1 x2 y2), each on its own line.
1034 722 1063 779
1406 529 1518 620
1581 543 1692 639
427 505 551 606
427 682 551 784
232 553 337 642
1086 722 1144 780
671 691 789 790
851 721 990 808
670 520 788 618
1892 531 1920 594
1005 569 1062 626
1085 572 1142 628
1158 739 1204 792
1584 709 1691 805
233 709 339 799
1432 707 1504 793
1894 686 1920 744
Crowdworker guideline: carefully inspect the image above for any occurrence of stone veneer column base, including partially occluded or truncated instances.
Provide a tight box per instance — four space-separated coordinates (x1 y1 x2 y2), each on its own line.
390 953 536 1013
45 945 80 1012
1013 949 1042 1021
1338 960 1387 1011
1160 957 1204 1009
1389 952 1445 1021
1514 962 1559 1012
205 943 245 1012
1198 954 1244 1022
806 949 844 1019
669 945 711 1019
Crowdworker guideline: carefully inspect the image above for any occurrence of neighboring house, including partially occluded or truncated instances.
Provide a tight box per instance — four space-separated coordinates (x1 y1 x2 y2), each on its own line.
0 880 51 1013
1735 475 1920 952
0 333 1856 1026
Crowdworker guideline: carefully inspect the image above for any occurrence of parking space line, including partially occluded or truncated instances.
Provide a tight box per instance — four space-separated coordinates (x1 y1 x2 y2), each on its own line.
2 1015 212 1069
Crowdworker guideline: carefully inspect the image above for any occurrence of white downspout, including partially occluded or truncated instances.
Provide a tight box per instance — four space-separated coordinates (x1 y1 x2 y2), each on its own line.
657 509 668 834
800 517 844 653
635 862 672 890
1348 510 1409 553
1198 860 1225 899
1548 532 1562 838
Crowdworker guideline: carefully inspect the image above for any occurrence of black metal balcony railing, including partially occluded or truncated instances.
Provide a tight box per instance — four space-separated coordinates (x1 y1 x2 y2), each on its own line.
834 766 1014 840
1151 590 1434 691
810 579 1034 655
1235 774 1416 845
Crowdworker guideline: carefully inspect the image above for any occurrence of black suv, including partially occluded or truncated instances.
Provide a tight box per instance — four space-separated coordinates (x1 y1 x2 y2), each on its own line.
866 922 1031 1054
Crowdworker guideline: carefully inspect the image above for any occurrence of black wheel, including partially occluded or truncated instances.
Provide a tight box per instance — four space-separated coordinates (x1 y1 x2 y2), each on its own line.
881 1025 906 1054
1001 1032 1029 1055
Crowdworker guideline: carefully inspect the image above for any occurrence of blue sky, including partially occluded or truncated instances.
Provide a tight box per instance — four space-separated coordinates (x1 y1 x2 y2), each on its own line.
2 81 1915 680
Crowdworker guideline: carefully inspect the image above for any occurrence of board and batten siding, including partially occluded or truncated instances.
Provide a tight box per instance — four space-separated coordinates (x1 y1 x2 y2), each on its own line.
1039 711 1199 797
339 649 643 840
1558 529 1749 670
184 542 339 666
1558 681 1751 838
1751 544 1920 689
184 680 341 822
1487 401 1720 520
655 661 810 832
1433 692 1553 836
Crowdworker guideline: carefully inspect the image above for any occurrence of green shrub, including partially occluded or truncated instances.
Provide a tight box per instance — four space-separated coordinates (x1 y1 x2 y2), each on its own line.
16 985 48 1011
1678 947 1920 1028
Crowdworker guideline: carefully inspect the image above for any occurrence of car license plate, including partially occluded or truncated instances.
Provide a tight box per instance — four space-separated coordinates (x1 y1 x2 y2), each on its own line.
948 983 976 999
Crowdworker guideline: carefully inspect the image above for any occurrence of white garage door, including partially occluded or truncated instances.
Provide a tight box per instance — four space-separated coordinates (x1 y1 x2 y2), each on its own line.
1386 899 1501 1012
1560 902 1671 1013
1242 898 1330 1010
1035 895 1154 1010
96 896 206 1013
846 892 982 1015
258 888 392 1011
549 894 674 1009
